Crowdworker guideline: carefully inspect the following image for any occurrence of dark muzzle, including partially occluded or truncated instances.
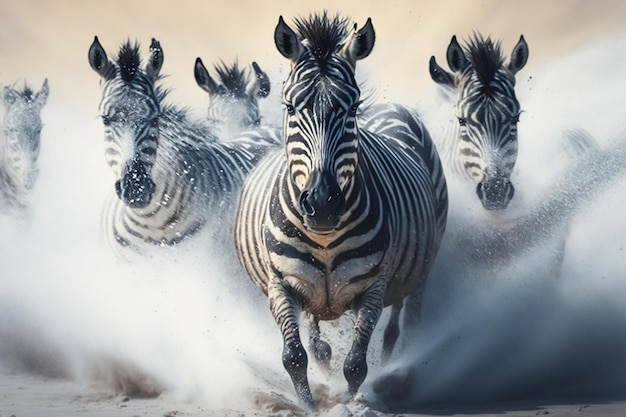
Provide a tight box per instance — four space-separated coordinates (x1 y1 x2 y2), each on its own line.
298 169 346 233
476 175 515 210
115 159 156 209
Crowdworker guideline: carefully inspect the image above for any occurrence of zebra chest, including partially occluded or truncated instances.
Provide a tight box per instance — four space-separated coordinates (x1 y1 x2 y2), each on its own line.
268 237 386 319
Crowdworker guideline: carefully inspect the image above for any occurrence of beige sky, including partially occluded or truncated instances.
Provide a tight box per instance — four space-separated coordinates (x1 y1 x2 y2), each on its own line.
0 0 624 111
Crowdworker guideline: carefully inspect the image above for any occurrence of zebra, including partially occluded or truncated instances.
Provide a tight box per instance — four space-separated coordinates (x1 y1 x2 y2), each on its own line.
429 33 529 210
194 57 271 140
88 36 279 258
234 13 448 410
0 79 49 214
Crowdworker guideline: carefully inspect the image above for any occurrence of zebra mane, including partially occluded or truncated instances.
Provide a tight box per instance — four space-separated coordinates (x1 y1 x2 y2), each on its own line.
213 60 250 97
113 39 169 103
293 12 351 66
3 82 34 101
465 33 505 89
117 40 141 83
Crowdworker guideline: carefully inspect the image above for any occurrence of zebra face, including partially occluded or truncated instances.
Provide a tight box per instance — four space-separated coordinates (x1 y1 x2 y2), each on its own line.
1 79 48 190
89 37 163 209
275 14 375 234
456 95 520 210
430 33 528 211
194 58 269 140
206 94 260 138
281 62 362 233
100 88 159 209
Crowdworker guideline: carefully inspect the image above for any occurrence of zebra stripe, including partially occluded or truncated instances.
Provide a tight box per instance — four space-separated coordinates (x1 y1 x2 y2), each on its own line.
89 37 279 258
430 33 529 210
234 13 447 410
0 79 48 214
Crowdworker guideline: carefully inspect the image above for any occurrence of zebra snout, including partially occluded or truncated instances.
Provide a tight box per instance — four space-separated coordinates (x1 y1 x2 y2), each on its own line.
476 177 515 210
115 160 157 209
298 170 346 232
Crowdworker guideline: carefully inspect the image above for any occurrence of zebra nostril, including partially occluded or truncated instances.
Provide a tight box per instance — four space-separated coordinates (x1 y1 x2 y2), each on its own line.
115 179 123 199
299 191 316 216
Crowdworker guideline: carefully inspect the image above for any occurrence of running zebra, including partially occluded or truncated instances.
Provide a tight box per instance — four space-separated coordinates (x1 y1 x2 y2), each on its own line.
429 33 529 210
194 57 271 140
234 13 448 409
88 37 279 258
0 79 49 214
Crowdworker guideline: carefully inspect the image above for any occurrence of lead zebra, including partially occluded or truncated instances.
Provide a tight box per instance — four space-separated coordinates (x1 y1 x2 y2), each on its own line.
234 13 448 410
88 37 279 258
0 79 49 214
194 57 271 140
429 33 529 210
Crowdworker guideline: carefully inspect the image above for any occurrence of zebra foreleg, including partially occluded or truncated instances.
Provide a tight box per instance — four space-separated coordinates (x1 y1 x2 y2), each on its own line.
344 280 385 397
306 314 332 371
268 280 316 411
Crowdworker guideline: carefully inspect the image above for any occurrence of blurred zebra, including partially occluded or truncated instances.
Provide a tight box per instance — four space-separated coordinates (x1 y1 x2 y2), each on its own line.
429 33 529 210
88 36 279 258
0 79 49 214
194 57 271 140
234 13 448 409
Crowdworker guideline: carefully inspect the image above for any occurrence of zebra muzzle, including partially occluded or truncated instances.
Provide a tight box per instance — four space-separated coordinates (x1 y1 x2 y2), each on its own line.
115 160 157 209
476 176 515 210
298 170 346 233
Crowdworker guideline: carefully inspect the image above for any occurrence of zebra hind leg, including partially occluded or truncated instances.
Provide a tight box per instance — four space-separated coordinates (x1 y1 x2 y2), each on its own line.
382 301 403 362
306 314 332 371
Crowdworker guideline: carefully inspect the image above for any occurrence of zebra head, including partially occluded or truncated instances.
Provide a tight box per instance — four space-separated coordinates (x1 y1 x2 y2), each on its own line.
1 79 48 190
89 36 162 209
194 58 270 140
430 33 529 210
275 13 375 233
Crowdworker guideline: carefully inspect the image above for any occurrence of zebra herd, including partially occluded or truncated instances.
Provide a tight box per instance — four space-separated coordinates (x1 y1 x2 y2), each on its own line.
2 10 623 412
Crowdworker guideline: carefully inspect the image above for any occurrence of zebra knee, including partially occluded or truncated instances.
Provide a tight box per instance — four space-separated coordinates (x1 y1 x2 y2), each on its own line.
343 342 368 396
282 340 308 377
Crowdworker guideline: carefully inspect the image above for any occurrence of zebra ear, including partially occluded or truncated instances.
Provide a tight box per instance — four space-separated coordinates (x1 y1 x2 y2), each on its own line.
341 18 376 67
2 86 17 106
248 61 271 99
88 36 114 79
146 38 164 82
446 35 467 73
34 78 49 108
429 56 455 87
274 16 303 62
194 57 219 96
508 35 529 74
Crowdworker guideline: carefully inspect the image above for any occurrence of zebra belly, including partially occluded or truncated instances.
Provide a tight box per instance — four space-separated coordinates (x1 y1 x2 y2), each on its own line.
269 247 386 320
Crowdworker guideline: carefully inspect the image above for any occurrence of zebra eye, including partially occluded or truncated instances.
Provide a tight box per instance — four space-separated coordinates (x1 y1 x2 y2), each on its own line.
285 104 296 116
349 103 360 117
512 112 522 124
150 117 159 128
457 117 468 126
101 115 111 125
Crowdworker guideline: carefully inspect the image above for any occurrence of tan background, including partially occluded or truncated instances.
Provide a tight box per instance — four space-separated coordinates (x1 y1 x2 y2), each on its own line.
1 0 625 109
